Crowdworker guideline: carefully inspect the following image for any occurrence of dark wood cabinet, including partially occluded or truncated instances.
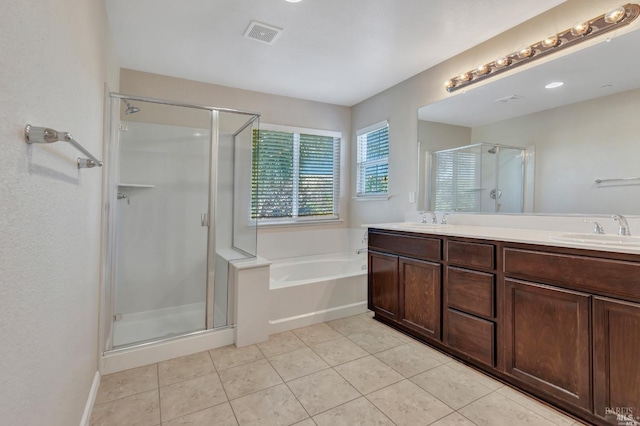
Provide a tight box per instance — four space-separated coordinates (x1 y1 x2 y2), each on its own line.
445 308 495 366
369 231 441 262
593 297 640 425
368 230 443 342
368 251 398 321
398 257 441 341
447 240 495 270
368 228 640 426
446 267 495 319
504 278 591 410
443 240 497 367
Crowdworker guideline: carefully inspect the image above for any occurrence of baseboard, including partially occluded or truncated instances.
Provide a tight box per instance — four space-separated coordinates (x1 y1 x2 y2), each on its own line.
101 327 234 375
80 371 100 426
269 301 367 334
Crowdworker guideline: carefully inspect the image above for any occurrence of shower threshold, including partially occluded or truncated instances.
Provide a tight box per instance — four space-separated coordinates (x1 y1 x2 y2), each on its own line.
113 302 206 348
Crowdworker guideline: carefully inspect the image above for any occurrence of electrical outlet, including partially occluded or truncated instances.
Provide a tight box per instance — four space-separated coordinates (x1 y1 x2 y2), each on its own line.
409 191 415 203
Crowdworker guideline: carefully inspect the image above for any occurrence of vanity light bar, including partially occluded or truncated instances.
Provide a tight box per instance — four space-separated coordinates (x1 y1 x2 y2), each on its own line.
445 3 640 93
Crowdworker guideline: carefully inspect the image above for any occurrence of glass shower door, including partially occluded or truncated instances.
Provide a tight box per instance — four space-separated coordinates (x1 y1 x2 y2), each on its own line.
494 146 525 213
113 100 212 347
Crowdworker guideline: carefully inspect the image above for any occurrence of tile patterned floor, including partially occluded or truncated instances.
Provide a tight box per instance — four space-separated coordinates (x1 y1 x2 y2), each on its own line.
90 312 586 426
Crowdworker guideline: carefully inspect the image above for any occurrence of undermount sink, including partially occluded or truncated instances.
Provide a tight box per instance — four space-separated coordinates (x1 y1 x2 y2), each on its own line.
392 222 453 229
550 233 640 247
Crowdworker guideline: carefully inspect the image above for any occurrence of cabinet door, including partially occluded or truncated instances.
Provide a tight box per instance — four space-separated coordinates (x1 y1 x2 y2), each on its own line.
504 278 591 410
368 251 399 321
594 297 640 424
398 257 441 341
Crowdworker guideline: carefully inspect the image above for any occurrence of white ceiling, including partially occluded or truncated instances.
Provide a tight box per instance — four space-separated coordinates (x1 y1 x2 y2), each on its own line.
105 0 565 106
418 28 640 127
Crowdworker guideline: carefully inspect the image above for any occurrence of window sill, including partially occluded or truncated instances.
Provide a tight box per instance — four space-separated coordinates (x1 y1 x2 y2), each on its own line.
257 218 344 228
353 195 391 202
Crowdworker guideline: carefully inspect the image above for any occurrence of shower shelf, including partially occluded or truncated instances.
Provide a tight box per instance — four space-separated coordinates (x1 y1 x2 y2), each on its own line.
118 183 156 188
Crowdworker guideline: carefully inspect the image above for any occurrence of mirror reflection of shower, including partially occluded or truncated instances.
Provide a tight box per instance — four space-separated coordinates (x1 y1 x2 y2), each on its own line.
430 142 531 213
123 99 140 115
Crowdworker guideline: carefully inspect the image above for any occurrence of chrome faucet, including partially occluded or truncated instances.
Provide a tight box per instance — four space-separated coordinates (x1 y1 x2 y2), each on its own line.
421 211 437 224
441 208 461 224
441 212 450 224
612 214 631 236
583 219 605 234
429 211 438 224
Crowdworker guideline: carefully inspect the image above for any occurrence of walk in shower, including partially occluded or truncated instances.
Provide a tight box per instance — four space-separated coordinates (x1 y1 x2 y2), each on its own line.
430 143 528 213
101 94 259 351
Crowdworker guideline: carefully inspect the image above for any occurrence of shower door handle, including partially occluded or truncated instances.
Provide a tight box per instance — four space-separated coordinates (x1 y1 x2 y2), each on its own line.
201 213 209 227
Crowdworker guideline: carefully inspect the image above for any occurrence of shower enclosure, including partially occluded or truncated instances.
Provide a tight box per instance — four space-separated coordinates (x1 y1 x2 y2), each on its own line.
100 94 260 351
430 143 527 213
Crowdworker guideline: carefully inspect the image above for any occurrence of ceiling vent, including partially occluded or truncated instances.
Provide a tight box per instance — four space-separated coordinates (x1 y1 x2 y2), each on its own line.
244 21 283 45
494 94 524 103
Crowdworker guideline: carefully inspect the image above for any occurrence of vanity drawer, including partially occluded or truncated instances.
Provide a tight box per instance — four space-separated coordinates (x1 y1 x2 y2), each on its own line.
369 231 441 262
503 248 640 301
446 267 495 319
445 308 495 366
447 240 494 270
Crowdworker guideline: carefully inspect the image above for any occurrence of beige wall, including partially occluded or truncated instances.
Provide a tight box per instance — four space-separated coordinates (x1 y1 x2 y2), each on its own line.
350 0 639 225
0 0 118 425
119 69 352 237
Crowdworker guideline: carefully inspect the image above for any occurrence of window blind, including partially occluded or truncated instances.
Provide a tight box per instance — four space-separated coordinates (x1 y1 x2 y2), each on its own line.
252 130 294 219
252 128 340 221
433 150 481 211
299 133 339 216
357 122 389 196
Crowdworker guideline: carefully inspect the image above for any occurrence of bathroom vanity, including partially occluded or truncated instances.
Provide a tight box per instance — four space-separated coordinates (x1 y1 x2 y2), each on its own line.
367 224 640 426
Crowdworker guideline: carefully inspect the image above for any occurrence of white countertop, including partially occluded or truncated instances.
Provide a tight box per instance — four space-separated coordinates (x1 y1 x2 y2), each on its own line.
366 222 640 255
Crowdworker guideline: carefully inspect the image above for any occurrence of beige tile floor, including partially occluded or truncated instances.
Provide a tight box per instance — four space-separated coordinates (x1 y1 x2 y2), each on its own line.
90 312 587 426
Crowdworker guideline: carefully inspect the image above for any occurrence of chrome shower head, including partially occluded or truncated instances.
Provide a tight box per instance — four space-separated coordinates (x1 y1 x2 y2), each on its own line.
123 99 140 115
487 146 498 154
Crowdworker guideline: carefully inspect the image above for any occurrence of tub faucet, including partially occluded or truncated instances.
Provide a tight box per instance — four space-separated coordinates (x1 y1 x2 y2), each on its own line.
612 214 631 236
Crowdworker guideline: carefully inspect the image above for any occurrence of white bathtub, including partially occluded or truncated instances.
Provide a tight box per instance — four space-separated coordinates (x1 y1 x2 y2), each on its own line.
271 256 367 289
269 253 368 333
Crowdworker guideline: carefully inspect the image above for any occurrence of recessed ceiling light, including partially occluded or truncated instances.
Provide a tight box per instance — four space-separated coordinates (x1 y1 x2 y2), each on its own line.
545 82 564 89
285 0 302 2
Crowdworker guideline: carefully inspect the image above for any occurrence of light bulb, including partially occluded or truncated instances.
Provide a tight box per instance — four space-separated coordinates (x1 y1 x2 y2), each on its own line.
541 34 560 48
475 64 490 76
459 72 473 82
604 6 626 23
444 80 456 90
517 46 534 59
571 22 591 36
495 56 512 68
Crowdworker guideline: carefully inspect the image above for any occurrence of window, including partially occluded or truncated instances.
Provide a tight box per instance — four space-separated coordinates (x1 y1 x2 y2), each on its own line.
252 124 340 222
432 149 481 211
357 120 389 197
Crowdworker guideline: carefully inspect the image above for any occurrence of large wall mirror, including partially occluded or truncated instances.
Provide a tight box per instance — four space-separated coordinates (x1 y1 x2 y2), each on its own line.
417 28 640 215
